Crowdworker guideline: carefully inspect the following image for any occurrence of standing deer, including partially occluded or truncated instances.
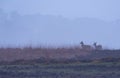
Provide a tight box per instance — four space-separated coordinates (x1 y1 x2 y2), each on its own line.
80 41 92 50
93 42 102 50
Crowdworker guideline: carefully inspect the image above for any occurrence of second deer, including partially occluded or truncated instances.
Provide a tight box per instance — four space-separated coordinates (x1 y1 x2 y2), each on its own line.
93 42 102 50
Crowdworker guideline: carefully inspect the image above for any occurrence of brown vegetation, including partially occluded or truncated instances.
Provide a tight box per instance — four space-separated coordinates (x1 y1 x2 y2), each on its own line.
0 46 90 62
0 43 120 63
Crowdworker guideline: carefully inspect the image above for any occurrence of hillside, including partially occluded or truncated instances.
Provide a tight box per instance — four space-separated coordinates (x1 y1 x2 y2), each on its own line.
0 47 120 63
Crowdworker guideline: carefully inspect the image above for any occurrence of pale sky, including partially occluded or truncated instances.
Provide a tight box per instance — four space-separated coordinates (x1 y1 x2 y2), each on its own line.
0 0 120 49
1 0 120 21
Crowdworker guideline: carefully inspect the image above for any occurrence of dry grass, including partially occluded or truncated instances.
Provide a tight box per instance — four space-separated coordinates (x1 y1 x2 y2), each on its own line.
0 46 90 62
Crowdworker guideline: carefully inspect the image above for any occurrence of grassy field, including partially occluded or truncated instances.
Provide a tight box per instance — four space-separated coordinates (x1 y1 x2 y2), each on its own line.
0 48 120 78
0 62 120 78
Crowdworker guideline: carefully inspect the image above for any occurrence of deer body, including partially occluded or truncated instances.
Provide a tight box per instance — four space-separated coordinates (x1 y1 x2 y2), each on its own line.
80 41 92 50
93 42 102 50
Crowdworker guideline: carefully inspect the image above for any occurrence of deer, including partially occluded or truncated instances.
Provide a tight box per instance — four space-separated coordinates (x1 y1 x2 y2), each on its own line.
93 42 102 50
80 41 93 51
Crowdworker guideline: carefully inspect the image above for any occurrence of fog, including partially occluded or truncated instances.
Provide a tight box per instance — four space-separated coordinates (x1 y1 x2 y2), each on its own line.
1 0 120 20
0 0 120 49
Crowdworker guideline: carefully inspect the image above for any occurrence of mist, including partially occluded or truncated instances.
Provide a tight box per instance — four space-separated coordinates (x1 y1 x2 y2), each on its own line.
0 0 120 49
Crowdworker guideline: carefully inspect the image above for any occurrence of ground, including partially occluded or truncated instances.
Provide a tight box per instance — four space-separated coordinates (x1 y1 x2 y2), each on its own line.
0 62 120 78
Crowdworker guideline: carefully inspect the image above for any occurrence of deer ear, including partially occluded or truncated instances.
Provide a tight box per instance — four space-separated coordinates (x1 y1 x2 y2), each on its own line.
81 41 84 43
93 42 96 45
94 42 97 44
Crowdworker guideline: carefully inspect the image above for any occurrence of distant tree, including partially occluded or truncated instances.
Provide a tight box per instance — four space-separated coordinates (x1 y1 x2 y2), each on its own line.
0 9 7 23
10 11 20 20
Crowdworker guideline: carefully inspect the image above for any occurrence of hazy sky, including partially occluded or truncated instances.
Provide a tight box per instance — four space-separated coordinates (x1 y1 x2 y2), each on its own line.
1 0 120 21
0 0 120 49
